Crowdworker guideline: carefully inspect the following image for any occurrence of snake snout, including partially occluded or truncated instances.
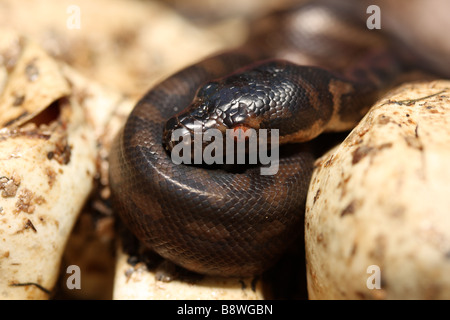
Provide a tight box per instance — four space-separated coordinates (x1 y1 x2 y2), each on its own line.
163 112 214 154
163 116 191 152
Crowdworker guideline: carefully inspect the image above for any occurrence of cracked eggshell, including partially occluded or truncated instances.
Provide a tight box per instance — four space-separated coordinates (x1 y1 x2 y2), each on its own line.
0 38 97 299
113 243 265 300
305 81 450 300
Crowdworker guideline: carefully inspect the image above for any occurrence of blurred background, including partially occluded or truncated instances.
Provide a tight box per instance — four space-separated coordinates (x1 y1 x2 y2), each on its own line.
1 0 449 99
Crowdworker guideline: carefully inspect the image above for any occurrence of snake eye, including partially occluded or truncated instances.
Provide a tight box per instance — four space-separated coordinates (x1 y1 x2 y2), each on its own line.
191 107 206 119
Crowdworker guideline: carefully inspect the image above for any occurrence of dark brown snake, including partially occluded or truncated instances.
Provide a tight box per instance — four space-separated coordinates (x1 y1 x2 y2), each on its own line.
109 1 428 277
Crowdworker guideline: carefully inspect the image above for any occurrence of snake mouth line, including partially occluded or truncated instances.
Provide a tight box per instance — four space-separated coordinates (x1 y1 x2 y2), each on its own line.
166 122 280 175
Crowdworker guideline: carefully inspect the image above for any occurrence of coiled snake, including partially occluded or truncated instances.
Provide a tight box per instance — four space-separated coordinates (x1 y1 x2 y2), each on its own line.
109 1 426 276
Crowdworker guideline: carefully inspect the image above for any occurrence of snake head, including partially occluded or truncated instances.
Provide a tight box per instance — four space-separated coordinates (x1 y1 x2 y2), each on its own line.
162 61 303 159
162 80 259 155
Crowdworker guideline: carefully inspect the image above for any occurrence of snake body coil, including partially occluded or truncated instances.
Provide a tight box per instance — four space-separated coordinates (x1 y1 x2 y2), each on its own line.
109 1 415 276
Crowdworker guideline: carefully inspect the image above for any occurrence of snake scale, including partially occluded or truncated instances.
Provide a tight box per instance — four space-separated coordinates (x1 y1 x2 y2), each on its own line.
109 1 425 277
